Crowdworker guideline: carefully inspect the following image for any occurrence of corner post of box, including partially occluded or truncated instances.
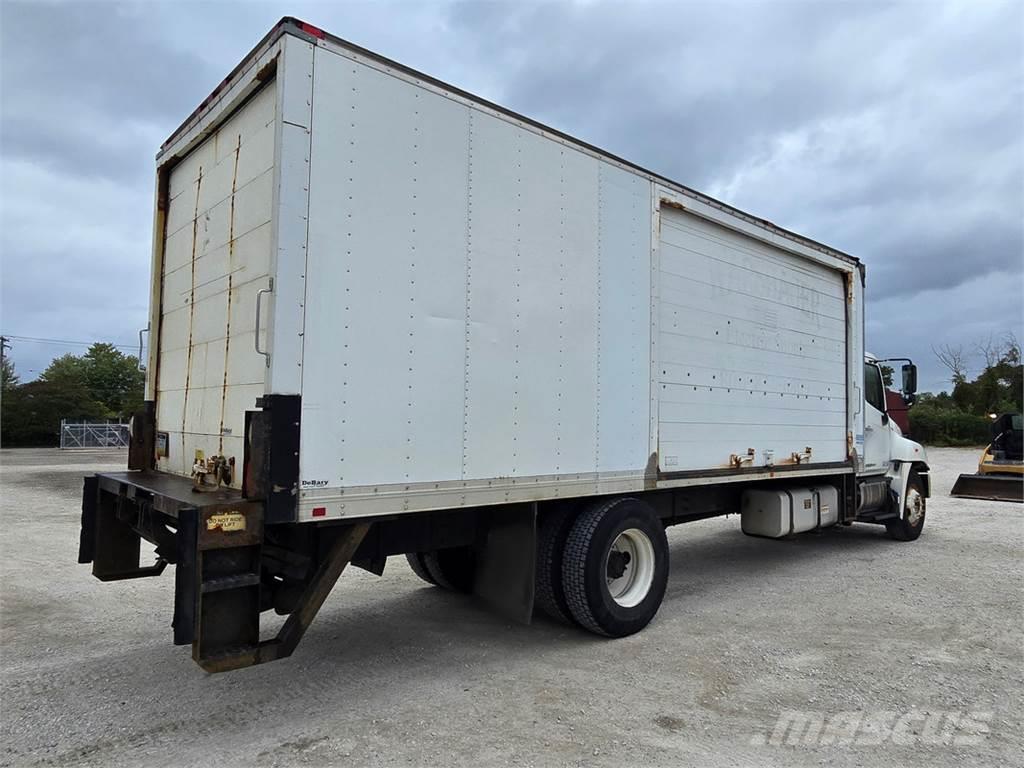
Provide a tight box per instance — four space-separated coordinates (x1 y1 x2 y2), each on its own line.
247 394 300 524
128 400 157 470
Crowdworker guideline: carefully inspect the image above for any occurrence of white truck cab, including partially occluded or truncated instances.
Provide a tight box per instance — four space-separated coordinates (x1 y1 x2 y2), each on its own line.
859 354 929 540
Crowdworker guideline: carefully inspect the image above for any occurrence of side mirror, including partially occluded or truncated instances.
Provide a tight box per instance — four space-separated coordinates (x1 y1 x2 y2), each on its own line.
901 363 917 396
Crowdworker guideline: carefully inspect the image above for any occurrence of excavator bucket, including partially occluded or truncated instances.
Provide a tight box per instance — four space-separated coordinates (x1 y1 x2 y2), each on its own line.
950 473 1023 503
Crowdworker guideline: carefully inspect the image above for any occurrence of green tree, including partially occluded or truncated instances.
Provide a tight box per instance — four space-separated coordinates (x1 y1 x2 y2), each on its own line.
949 336 1022 416
81 343 145 417
2 342 145 446
910 334 1023 445
39 352 88 388
0 378 109 446
1 354 18 391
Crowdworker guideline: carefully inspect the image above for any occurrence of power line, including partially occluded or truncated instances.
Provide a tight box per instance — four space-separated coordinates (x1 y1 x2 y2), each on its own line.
0 334 140 352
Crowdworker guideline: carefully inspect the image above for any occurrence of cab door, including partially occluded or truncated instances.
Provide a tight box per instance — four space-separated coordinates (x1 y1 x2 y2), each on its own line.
862 361 891 475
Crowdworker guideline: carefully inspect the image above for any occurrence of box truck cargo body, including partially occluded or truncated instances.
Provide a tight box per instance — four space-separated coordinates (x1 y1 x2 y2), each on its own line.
151 22 860 512
80 19 929 672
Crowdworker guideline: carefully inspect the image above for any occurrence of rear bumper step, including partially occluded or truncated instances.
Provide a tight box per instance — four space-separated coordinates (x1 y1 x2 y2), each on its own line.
79 471 370 672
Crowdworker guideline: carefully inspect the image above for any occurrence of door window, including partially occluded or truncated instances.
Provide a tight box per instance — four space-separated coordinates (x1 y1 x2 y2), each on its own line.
864 363 886 413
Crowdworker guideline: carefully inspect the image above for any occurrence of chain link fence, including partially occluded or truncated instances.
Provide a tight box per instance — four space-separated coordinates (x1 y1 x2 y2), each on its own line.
59 420 130 449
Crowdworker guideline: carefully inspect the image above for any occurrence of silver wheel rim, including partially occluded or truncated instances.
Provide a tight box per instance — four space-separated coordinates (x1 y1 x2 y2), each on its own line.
905 487 924 526
605 528 655 608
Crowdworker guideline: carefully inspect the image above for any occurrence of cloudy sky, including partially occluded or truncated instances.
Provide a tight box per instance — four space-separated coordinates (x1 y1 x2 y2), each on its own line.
1 0 1021 394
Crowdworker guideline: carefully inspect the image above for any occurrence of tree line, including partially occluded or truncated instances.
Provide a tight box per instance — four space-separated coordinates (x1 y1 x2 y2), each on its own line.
909 334 1022 445
1 344 145 446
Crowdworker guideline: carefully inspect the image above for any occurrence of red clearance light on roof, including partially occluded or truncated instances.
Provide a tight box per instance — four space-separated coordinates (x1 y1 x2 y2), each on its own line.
312 506 327 517
299 22 325 39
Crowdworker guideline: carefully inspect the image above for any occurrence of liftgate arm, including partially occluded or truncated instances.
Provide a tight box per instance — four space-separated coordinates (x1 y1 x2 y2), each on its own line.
256 522 371 665
192 520 371 673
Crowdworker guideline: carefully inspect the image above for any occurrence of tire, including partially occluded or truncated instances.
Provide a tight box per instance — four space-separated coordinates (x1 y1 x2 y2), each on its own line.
534 507 578 624
886 471 926 541
562 497 669 637
423 546 476 593
405 552 437 585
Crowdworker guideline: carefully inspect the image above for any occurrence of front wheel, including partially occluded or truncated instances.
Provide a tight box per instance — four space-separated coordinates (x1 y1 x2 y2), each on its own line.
886 472 926 541
561 497 669 637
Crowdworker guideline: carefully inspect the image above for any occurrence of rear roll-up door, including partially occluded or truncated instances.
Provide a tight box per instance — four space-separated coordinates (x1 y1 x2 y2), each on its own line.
154 82 277 482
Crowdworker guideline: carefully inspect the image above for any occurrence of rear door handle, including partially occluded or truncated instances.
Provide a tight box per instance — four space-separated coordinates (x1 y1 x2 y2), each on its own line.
255 278 273 362
137 324 150 371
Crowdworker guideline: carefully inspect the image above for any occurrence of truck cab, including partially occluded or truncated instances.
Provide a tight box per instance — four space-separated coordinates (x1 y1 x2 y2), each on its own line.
858 354 929 540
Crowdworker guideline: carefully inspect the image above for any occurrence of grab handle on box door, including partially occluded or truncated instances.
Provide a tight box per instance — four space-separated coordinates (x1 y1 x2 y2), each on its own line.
137 324 149 372
255 278 274 362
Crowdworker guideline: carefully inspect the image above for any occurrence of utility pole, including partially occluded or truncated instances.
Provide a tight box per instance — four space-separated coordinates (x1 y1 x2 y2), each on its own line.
0 336 9 446
0 335 10 380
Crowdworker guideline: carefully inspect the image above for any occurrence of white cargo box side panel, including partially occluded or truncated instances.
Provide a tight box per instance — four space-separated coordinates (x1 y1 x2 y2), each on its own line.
656 207 848 473
300 50 471 489
155 82 277 480
298 44 651 515
596 164 652 472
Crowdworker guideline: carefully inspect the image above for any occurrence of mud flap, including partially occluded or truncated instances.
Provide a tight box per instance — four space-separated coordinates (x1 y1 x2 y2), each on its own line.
472 502 537 625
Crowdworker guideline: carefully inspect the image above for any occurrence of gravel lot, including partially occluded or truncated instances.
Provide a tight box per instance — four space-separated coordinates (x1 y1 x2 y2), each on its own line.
1 446 1021 767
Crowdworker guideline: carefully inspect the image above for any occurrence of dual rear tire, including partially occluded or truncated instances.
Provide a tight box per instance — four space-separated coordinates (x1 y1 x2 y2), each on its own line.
405 547 475 592
537 497 669 637
407 496 669 638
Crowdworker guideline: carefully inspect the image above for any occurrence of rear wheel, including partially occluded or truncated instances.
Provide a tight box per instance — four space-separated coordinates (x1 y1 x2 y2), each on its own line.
423 547 476 592
886 472 926 541
534 507 577 624
405 552 437 585
562 497 669 637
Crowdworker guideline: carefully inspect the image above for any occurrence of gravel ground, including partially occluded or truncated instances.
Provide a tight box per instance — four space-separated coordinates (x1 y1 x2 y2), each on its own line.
1 446 1021 767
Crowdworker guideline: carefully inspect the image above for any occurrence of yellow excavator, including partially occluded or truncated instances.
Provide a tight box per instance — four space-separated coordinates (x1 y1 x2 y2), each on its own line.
950 413 1023 502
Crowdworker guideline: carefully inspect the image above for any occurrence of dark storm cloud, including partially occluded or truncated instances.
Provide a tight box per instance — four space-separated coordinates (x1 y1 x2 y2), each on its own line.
1 1 215 181
0 0 1021 393
440 0 1023 391
447 0 861 184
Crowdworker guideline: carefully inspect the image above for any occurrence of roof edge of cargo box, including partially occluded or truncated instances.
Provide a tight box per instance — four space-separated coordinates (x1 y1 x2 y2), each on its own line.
159 16 861 271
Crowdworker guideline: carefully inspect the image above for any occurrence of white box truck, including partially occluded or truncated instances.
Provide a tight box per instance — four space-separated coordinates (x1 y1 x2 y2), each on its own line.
79 18 930 672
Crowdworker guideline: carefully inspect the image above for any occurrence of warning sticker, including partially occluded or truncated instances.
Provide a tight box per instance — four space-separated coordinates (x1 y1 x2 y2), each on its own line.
206 511 247 532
